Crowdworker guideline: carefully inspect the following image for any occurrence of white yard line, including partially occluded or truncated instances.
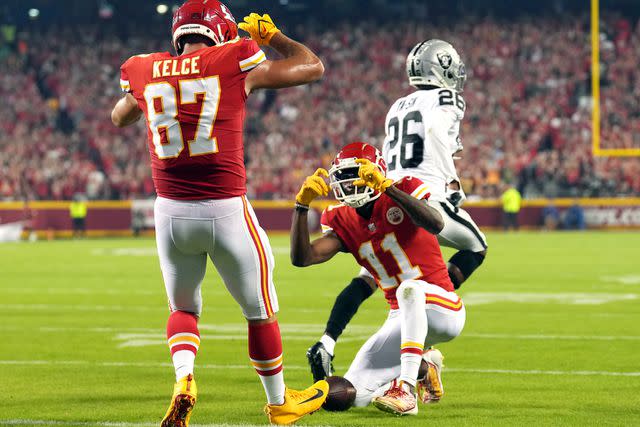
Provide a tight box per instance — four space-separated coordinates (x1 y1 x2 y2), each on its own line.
0 304 328 314
1 325 639 343
446 368 640 377
461 292 639 306
0 360 638 377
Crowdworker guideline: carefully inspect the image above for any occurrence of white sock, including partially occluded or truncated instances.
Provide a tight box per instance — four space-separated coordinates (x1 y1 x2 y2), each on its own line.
320 334 336 356
260 371 285 405
172 350 195 381
399 354 421 387
397 281 427 387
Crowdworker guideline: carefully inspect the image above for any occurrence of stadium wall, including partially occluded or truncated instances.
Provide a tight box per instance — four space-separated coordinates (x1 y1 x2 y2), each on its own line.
1 198 639 238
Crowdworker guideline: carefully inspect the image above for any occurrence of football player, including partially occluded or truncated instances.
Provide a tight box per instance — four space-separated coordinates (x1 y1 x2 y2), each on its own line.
307 39 486 384
291 142 466 416
110 1 327 425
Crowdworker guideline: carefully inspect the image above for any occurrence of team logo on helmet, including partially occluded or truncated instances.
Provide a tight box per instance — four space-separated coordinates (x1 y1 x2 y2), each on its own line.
437 52 452 69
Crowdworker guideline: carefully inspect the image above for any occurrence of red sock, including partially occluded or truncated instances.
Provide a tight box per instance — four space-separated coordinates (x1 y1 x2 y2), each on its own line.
167 311 200 380
248 321 285 404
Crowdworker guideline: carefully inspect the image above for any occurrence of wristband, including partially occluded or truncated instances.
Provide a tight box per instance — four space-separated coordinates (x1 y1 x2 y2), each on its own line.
295 202 310 212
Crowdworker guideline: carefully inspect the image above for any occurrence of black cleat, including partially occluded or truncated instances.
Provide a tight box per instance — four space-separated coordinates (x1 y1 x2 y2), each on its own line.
306 341 334 381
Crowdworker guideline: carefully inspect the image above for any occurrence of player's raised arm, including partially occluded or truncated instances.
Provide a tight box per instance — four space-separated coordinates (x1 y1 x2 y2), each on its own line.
354 159 444 234
111 93 142 128
290 169 344 267
240 13 324 93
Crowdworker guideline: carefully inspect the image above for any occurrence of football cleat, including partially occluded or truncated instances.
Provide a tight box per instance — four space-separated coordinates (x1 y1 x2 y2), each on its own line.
161 374 197 427
417 348 444 404
264 380 329 425
306 342 334 381
372 382 418 416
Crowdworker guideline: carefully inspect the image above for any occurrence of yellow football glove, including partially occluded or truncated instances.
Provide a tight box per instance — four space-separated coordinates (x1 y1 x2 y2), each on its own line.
238 13 281 46
353 159 393 193
296 168 329 206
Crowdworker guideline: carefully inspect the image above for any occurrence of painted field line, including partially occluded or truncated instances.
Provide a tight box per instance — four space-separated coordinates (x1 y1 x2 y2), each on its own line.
0 304 328 314
1 360 638 377
446 368 640 377
3 287 155 296
0 421 334 427
1 325 639 343
462 292 638 306
463 333 640 341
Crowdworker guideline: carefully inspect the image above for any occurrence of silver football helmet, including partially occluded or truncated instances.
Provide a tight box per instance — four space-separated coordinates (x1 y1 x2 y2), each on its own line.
406 39 467 92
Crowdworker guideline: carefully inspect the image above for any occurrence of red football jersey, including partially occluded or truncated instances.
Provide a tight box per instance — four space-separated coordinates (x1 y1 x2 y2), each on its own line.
119 38 266 200
321 177 453 309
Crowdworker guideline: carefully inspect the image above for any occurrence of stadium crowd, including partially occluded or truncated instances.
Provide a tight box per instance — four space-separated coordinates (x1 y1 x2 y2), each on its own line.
1 13 639 201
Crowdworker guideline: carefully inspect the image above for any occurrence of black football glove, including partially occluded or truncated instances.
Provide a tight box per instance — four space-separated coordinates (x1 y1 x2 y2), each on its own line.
306 341 334 381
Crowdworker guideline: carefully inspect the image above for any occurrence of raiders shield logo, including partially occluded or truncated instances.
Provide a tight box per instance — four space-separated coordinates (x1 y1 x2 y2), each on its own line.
437 52 452 69
386 207 404 225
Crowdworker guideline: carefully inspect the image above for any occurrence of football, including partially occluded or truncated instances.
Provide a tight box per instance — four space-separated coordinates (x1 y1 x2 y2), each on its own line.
323 376 357 411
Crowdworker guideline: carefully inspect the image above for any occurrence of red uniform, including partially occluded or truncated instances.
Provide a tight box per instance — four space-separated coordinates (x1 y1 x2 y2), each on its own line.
119 38 266 200
321 177 453 309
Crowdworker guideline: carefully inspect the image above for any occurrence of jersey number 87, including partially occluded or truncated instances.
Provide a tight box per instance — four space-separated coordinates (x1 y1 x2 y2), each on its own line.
143 76 221 159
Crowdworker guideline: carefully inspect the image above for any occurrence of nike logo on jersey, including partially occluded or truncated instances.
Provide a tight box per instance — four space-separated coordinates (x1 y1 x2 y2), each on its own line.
299 388 325 404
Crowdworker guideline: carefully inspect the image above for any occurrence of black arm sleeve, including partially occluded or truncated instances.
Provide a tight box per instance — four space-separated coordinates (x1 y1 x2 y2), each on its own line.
325 277 374 341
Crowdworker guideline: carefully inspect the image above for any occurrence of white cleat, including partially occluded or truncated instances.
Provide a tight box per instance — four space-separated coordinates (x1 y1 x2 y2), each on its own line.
417 348 444 404
372 383 418 416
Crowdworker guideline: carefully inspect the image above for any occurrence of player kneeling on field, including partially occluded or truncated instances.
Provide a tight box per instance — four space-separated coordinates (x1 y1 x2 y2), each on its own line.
290 142 466 416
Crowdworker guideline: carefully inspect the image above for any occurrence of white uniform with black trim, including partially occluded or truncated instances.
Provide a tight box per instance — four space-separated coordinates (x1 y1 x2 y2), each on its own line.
381 88 487 253
154 196 278 320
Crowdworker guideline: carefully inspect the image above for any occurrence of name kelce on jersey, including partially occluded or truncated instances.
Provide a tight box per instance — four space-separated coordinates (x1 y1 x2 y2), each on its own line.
153 56 201 78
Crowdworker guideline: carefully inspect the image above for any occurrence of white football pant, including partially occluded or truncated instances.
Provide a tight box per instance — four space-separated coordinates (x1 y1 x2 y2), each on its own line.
154 195 278 320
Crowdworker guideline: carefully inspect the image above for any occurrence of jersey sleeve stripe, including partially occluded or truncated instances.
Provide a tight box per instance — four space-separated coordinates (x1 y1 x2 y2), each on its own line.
321 224 333 233
410 184 430 200
239 51 266 72
120 79 131 93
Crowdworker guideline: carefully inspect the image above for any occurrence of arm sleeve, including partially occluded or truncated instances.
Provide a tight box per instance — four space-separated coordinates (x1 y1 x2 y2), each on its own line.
237 38 266 73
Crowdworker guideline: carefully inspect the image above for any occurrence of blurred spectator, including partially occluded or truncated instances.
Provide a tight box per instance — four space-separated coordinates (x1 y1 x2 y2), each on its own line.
502 185 522 231
562 201 586 230
0 14 638 201
542 199 560 230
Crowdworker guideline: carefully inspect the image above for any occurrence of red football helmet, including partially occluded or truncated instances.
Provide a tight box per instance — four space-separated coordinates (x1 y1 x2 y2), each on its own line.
172 0 238 55
329 142 388 208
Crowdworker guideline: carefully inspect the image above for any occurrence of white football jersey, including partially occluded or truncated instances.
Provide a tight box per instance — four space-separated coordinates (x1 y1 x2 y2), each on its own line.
382 88 465 203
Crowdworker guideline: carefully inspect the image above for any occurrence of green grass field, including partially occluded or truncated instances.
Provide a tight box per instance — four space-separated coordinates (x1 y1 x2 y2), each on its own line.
1 232 640 427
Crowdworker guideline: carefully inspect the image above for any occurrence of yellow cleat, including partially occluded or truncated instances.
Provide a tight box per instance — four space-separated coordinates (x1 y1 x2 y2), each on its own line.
416 348 444 404
264 380 329 425
161 374 197 427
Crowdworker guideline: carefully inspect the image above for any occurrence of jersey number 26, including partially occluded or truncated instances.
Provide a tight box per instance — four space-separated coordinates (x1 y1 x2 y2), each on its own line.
387 111 424 171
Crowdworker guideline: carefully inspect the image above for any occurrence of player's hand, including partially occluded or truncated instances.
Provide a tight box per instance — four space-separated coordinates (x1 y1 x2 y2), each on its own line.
238 13 281 46
353 159 393 193
296 168 329 206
